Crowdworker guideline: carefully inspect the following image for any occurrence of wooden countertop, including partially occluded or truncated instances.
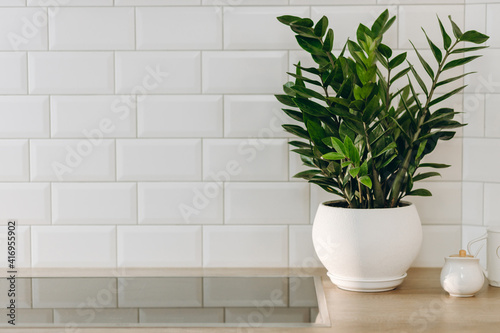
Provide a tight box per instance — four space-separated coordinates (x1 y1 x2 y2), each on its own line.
4 267 500 333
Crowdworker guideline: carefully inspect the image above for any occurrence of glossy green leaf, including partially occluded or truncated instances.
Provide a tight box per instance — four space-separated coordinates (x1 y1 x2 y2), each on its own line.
422 28 442 63
407 188 432 196
413 172 441 182
378 44 393 59
408 61 429 96
287 72 323 86
460 30 489 44
359 175 372 189
275 94 296 107
290 18 314 27
380 16 396 35
435 72 473 88
322 29 334 52
410 41 434 79
428 85 466 107
282 109 303 122
323 137 346 155
388 52 407 69
371 9 389 35
390 67 411 84
282 124 309 139
277 15 303 26
322 152 345 160
451 46 488 54
288 141 310 148
438 16 452 50
443 55 481 71
293 170 321 180
291 85 326 100
293 98 330 116
314 16 329 37
349 166 360 178
344 136 360 166
419 163 451 169
296 35 324 55
449 15 463 39
416 139 427 160
375 142 397 158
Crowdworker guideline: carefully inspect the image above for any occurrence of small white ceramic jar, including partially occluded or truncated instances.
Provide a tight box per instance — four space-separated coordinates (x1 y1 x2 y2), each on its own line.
440 250 485 297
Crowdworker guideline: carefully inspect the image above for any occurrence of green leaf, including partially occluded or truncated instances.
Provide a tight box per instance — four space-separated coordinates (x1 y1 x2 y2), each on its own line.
408 61 429 96
275 94 296 107
428 85 466 107
443 55 481 71
277 15 303 26
283 81 295 96
435 72 473 88
416 139 427 160
388 52 407 69
380 16 396 35
359 175 372 189
410 41 434 79
407 189 432 197
349 166 360 178
290 18 314 27
296 36 324 55
305 118 326 146
460 30 489 44
293 98 330 117
359 161 368 176
287 72 323 86
344 136 360 166
422 28 442 63
390 67 411 84
413 172 441 182
291 85 326 101
451 46 488 54
419 163 450 169
323 29 334 52
282 124 309 139
282 109 303 122
293 170 321 180
449 15 463 39
438 16 452 50
375 142 397 158
322 137 346 155
314 16 329 37
293 64 320 75
322 152 345 160
341 160 352 168
371 9 389 35
291 148 314 158
289 140 310 148
378 43 393 59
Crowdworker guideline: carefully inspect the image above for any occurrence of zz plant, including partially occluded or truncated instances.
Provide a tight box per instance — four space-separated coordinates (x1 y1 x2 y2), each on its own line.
276 10 489 208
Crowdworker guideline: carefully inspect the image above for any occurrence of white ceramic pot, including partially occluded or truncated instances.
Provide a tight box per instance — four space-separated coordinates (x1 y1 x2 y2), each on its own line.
440 256 484 297
312 200 422 292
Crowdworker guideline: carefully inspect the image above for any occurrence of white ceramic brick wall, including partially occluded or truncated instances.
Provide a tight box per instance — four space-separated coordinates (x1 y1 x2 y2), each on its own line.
0 0 495 269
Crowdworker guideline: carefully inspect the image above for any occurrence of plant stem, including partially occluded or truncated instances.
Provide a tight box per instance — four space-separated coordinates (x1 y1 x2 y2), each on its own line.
388 40 459 207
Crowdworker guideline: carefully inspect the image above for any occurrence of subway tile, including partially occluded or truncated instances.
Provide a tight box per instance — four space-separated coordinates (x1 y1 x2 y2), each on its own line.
32 277 117 308
116 0 200 4
49 7 134 50
31 226 116 267
54 308 138 324
138 182 223 225
484 183 500 227
0 96 49 138
203 277 288 307
52 183 136 225
0 140 29 181
28 0 113 4
140 308 224 324
224 182 309 224
0 0 26 5
462 182 484 226
118 277 202 307
289 225 322 267
463 93 485 137
412 225 461 267
117 226 202 267
420 139 462 181
0 8 47 50
0 226 30 267
137 7 221 50
30 139 115 181
224 95 291 138
138 95 222 138
0 183 50 225
310 184 342 223
0 52 27 94
116 139 201 181
203 139 288 181
462 225 487 266
224 7 308 50
463 138 500 182
465 49 500 94
485 94 500 137
399 5 464 49
28 52 114 94
0 277 31 308
51 95 136 138
203 226 288 267
311 6 397 50
204 0 287 4
115 51 200 94
380 0 463 3
0 309 53 324
487 4 500 47
296 0 374 3
225 308 310 323
289 277 317 307
202 51 287 94
406 182 462 225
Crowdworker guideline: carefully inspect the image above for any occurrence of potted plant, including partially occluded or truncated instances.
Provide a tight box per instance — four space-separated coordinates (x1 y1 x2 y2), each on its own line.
276 10 488 292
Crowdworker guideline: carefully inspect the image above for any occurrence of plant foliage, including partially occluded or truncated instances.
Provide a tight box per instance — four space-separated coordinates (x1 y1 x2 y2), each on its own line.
276 10 488 208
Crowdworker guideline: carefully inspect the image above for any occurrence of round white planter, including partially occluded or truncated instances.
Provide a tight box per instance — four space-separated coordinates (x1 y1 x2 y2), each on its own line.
312 201 422 292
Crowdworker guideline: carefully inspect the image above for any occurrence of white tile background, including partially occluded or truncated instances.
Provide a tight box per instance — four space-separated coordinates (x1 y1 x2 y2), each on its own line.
0 0 497 269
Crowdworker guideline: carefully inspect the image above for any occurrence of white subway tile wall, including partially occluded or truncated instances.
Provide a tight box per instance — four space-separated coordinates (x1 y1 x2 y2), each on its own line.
0 1 495 269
